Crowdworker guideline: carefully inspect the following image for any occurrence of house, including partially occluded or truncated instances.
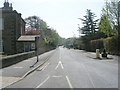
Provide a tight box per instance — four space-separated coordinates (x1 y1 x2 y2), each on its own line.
0 0 26 55
0 1 41 55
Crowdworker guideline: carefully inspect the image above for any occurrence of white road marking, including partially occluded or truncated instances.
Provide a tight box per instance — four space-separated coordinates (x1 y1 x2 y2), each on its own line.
36 63 50 71
42 63 50 71
52 75 62 78
55 61 64 70
13 67 23 69
35 76 50 89
66 76 73 88
24 60 32 62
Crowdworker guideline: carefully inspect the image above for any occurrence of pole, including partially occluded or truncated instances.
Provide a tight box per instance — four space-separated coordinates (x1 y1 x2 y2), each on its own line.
35 36 39 62
118 1 120 55
118 1 120 32
30 36 40 68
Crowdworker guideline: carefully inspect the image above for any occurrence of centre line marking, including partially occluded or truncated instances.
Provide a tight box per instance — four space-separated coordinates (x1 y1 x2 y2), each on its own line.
35 76 50 89
52 75 62 78
55 61 64 70
66 76 73 89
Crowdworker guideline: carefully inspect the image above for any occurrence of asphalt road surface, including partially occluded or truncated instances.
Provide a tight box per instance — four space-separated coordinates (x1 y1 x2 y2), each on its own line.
5 47 118 89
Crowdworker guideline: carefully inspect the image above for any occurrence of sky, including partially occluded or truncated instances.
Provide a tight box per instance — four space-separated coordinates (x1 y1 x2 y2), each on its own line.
0 0 105 38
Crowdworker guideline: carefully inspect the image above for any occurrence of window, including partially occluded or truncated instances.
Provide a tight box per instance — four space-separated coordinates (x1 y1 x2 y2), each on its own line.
0 18 4 30
31 43 35 50
0 39 3 52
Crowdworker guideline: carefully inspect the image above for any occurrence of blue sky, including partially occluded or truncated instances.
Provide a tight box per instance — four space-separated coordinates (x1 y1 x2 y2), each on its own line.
0 0 105 38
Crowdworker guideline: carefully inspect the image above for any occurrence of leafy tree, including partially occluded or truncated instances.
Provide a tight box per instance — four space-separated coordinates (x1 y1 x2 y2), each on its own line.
43 28 60 47
102 0 119 35
58 37 66 46
99 14 114 37
24 16 61 47
73 38 82 49
24 16 41 35
24 16 48 35
63 38 72 48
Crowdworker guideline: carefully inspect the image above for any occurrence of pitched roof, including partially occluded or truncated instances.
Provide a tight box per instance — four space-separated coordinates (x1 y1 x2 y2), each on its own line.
18 35 40 42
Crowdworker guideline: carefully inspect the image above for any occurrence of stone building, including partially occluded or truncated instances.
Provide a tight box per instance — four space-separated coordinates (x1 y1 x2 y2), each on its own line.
0 0 26 55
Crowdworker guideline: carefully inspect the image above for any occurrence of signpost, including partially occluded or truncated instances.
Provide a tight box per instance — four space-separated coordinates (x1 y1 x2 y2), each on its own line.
35 36 40 62
30 36 40 68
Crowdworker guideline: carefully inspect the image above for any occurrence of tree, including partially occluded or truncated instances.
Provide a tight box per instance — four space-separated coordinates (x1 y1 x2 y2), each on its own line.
24 16 41 35
79 9 99 35
99 14 114 37
25 16 48 35
64 38 74 48
43 28 60 47
24 16 61 47
102 0 119 34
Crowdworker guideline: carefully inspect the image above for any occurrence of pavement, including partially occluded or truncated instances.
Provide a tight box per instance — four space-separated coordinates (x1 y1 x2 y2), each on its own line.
0 49 56 89
86 51 119 60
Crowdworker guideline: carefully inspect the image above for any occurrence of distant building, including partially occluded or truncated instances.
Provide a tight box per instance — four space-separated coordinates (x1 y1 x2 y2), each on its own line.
0 0 26 55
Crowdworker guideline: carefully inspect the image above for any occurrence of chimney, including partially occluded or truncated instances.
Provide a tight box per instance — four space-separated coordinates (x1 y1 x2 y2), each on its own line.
10 3 13 10
4 0 9 8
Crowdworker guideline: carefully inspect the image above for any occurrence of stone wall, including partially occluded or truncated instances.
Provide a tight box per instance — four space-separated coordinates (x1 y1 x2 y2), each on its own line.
0 51 35 68
0 46 56 69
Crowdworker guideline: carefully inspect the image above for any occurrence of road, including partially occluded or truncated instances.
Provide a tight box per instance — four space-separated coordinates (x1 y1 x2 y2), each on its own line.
3 47 118 89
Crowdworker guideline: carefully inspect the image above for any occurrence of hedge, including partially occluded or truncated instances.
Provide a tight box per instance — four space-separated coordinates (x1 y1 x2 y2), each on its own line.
104 36 119 55
90 39 104 52
88 36 119 55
